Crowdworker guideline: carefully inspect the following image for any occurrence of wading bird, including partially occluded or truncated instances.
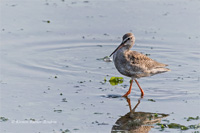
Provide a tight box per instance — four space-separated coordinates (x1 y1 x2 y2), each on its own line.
110 33 170 97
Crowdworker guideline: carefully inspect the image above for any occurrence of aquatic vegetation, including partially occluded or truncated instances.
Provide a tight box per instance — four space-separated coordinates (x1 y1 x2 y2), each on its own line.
188 123 200 129
148 99 156 102
154 113 158 117
168 123 189 130
94 112 103 115
60 129 70 133
109 77 124 86
0 117 8 122
102 77 124 86
43 20 50 23
96 56 112 62
156 116 200 131
103 94 122 98
29 118 36 121
186 116 199 121
157 122 200 131
62 98 68 102
78 81 86 83
54 110 62 113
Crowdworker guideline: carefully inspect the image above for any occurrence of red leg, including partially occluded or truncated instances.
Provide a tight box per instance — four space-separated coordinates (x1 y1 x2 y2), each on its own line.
122 79 133 97
134 79 144 97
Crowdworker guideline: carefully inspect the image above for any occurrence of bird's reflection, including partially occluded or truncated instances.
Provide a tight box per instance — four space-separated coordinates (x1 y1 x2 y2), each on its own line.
112 97 168 132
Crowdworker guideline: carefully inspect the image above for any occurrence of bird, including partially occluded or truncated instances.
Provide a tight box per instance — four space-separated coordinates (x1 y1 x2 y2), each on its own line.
109 33 170 97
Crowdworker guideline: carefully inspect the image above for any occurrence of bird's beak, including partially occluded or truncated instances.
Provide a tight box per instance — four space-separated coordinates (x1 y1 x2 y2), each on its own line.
109 38 129 57
109 42 125 57
109 36 131 57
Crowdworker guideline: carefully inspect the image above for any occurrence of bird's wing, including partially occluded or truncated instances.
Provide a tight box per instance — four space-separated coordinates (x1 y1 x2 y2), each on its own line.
126 51 167 70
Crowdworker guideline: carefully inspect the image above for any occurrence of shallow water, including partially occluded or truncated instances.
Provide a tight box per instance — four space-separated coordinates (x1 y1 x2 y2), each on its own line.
1 0 200 132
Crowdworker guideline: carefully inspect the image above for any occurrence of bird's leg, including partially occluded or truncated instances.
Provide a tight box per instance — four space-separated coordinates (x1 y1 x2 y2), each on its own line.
122 79 133 97
134 79 144 97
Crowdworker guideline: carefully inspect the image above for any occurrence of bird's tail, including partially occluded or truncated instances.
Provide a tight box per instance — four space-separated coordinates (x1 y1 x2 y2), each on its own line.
150 67 170 74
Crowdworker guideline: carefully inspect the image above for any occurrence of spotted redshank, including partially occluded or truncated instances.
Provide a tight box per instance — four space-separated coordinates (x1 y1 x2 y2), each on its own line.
109 33 170 97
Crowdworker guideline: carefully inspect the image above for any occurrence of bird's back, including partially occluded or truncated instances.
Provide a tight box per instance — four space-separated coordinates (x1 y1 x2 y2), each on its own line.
125 50 170 75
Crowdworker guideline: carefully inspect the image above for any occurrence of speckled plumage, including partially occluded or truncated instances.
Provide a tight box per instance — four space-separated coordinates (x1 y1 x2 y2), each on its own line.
112 33 170 79
110 33 170 97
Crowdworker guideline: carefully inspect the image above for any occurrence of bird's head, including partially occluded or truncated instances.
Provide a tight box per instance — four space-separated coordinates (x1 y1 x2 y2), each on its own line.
110 33 135 57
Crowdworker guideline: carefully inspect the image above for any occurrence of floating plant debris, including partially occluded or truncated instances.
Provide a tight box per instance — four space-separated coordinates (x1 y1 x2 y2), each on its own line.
109 77 123 86
43 20 50 23
104 77 107 82
62 98 68 102
186 116 199 121
0 117 8 122
78 81 86 83
148 99 156 102
101 94 122 98
168 123 188 130
157 122 200 131
96 56 112 62
54 110 62 113
94 112 103 115
154 113 158 117
60 129 70 133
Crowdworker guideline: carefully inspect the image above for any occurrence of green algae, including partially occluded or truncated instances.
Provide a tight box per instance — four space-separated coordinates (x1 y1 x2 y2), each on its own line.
186 116 200 121
0 117 8 122
157 122 200 131
54 110 62 113
109 77 123 86
168 123 189 130
148 99 156 102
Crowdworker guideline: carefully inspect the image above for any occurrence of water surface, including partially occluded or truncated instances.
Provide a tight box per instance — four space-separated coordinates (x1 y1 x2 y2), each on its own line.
1 0 200 132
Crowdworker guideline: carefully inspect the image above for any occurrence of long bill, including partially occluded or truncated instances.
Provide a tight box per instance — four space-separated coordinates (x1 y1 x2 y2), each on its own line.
109 42 124 57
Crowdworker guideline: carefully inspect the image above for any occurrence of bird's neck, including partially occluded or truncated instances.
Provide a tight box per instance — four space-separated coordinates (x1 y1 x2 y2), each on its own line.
122 45 132 51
